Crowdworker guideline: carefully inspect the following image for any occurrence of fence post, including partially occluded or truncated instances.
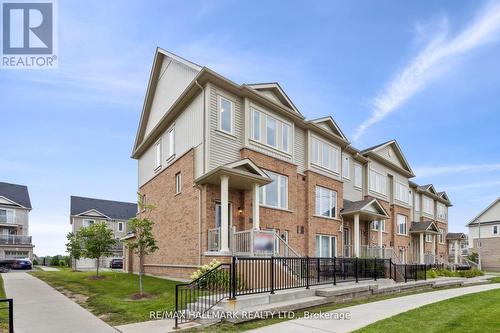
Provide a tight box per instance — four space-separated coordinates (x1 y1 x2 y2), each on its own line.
270 256 275 294
355 257 359 283
306 256 310 289
389 259 392 280
404 264 407 283
230 256 236 299
317 257 320 283
333 257 337 286
373 258 377 281
174 285 179 329
424 264 427 281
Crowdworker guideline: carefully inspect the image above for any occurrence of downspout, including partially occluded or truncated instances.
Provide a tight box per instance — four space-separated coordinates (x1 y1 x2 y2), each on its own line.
194 80 205 266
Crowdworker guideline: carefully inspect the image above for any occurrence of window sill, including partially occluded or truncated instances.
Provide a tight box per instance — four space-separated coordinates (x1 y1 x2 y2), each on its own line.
154 166 162 173
396 233 409 237
174 192 181 197
166 154 176 164
310 163 340 176
313 215 341 222
215 129 238 141
248 139 292 158
260 205 293 213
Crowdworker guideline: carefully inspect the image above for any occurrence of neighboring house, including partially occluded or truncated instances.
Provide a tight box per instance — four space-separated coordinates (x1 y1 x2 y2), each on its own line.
446 232 468 265
467 197 500 271
0 181 34 260
70 196 137 269
126 48 453 279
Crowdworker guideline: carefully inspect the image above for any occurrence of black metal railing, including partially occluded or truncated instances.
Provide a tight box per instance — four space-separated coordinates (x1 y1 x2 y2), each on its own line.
0 298 14 333
391 263 444 282
233 256 391 296
174 263 231 329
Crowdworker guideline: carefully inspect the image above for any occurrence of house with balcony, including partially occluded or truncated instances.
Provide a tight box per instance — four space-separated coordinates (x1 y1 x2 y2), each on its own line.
70 196 137 269
127 48 453 279
0 181 34 260
467 197 500 271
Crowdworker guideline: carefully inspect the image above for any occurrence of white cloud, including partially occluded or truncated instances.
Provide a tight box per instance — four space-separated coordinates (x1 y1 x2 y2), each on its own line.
414 163 500 177
353 1 500 141
442 179 500 191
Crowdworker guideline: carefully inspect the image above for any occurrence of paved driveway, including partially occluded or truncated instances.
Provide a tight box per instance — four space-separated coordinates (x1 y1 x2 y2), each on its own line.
2 271 117 333
247 283 500 333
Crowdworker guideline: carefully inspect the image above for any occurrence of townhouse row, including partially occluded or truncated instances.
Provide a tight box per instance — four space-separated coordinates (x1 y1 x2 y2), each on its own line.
125 48 454 278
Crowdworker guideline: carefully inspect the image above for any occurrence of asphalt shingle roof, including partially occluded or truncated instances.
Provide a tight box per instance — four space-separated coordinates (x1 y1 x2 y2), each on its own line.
342 198 375 214
410 221 436 232
70 196 137 220
0 182 32 209
446 232 466 240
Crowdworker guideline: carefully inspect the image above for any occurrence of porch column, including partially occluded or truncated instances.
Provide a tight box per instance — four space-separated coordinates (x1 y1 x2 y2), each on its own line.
353 214 360 257
252 183 260 230
378 220 383 258
454 240 459 264
432 234 436 258
220 175 230 254
419 233 425 264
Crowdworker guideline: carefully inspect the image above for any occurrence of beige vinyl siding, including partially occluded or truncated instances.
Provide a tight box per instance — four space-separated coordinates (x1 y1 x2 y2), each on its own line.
413 193 421 221
145 57 199 137
342 154 363 201
294 126 307 173
207 84 244 171
0 206 29 235
374 145 405 169
138 92 204 187
478 200 500 222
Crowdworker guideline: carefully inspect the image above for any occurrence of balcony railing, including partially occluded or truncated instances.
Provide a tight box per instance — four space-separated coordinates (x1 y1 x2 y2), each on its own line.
0 235 32 245
360 245 394 259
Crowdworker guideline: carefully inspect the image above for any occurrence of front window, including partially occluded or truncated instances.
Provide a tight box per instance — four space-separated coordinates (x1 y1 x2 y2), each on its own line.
354 163 362 188
369 169 387 195
252 109 260 141
118 222 124 232
437 203 447 219
83 219 95 227
0 209 14 224
395 182 409 203
342 155 350 179
315 186 337 218
167 127 175 158
219 96 233 133
493 225 498 235
251 108 291 153
260 170 288 209
311 137 338 172
266 115 276 147
425 234 433 243
397 214 407 235
282 123 290 152
423 197 434 215
315 234 336 257
372 220 385 232
154 140 161 170
439 229 445 243
175 172 182 194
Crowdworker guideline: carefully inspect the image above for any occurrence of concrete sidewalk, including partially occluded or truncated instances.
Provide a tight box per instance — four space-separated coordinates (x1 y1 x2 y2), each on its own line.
36 266 60 271
2 272 117 333
247 283 500 333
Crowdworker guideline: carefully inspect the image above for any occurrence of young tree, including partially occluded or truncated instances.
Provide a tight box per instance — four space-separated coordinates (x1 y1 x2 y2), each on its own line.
80 222 117 277
125 203 158 296
66 232 83 271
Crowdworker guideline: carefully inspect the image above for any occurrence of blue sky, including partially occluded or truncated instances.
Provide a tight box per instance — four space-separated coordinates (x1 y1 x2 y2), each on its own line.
1 0 499 255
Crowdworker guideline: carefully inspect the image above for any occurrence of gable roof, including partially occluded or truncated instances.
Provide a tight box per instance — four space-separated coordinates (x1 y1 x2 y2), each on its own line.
437 191 450 201
410 221 439 233
309 116 348 142
246 83 302 116
70 196 137 220
467 197 500 226
446 232 467 240
360 140 414 177
418 184 437 194
0 182 31 209
341 197 390 219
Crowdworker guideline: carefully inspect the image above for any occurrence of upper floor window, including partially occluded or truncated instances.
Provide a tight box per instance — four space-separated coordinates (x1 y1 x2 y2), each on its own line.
342 155 350 179
118 222 124 232
154 140 161 170
175 172 182 194
372 220 385 232
397 214 407 235
218 96 233 134
415 194 420 211
83 219 95 227
251 108 291 153
315 186 337 218
395 182 409 203
423 197 434 215
260 170 288 209
425 234 433 243
311 136 339 173
0 209 14 224
167 126 175 158
354 163 362 188
437 203 447 220
439 229 445 243
369 169 387 195
493 225 498 235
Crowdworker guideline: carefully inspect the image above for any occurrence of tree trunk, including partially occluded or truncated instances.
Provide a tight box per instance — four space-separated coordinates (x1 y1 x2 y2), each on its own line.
139 253 144 295
96 257 100 277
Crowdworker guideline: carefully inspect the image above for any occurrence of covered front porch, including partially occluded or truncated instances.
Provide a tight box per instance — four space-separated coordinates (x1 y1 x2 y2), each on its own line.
410 221 440 264
341 198 392 260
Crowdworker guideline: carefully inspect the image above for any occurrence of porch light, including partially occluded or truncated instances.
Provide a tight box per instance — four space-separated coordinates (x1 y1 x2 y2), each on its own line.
238 207 243 214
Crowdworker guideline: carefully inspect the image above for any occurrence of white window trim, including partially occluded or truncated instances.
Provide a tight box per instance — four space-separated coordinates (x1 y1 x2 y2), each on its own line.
423 197 434 215
154 139 162 171
354 163 362 189
315 234 337 257
311 135 340 174
425 234 433 243
0 208 15 224
175 172 182 194
249 105 293 155
394 181 409 204
260 170 288 210
167 126 175 161
314 186 338 219
371 220 386 232
83 219 96 228
397 214 407 235
218 95 234 135
439 229 445 244
369 168 387 195
342 154 351 180
117 221 124 232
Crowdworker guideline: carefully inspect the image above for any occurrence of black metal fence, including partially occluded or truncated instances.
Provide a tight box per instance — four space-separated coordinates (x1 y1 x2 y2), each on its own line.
391 262 444 282
174 263 231 329
0 298 14 333
232 256 392 296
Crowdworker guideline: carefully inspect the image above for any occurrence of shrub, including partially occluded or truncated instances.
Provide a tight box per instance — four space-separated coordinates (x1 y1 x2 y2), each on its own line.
467 252 479 263
32 259 38 265
426 269 438 278
459 269 484 278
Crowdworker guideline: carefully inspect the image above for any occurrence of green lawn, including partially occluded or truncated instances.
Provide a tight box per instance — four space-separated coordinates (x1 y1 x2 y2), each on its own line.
31 270 178 325
0 275 8 331
355 287 500 333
